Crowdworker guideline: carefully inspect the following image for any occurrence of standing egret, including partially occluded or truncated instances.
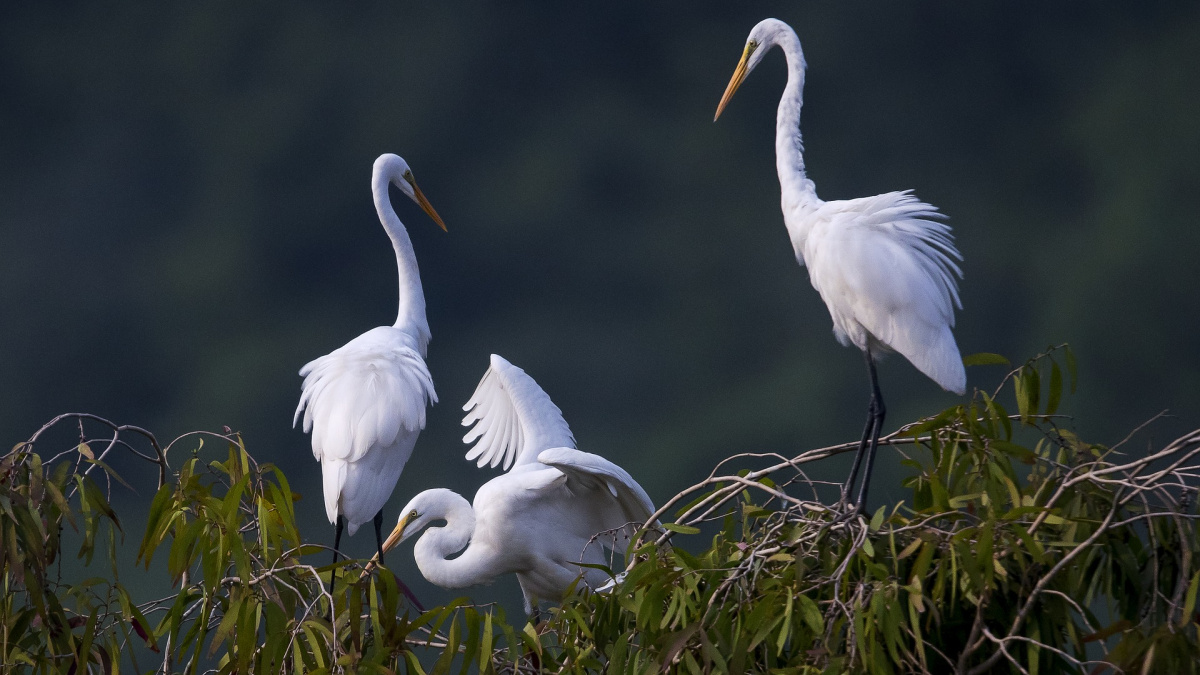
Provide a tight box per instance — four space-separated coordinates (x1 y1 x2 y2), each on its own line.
714 19 965 513
294 153 445 566
377 354 656 615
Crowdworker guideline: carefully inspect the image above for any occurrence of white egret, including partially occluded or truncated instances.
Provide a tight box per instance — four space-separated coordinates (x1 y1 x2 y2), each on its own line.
714 19 966 513
378 354 656 615
294 153 445 565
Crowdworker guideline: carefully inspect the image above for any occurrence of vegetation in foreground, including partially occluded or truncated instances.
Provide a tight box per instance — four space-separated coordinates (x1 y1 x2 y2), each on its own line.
1 347 1198 673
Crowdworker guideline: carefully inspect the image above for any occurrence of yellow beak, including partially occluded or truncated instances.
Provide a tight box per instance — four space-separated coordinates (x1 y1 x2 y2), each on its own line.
382 513 413 554
714 43 754 122
408 178 448 232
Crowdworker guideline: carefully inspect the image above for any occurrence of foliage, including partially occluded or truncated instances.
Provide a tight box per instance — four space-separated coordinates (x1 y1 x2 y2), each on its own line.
1 348 1198 673
516 347 1200 673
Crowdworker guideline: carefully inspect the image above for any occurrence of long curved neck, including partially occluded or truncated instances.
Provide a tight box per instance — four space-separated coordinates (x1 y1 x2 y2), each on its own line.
772 31 816 202
413 497 496 589
372 177 431 355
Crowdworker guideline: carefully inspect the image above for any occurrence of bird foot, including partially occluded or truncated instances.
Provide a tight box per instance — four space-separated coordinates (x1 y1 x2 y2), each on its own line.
827 499 865 528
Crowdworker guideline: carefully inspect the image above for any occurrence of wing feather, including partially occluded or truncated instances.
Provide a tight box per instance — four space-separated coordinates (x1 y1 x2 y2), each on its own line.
536 447 657 544
805 191 966 393
461 354 575 470
294 326 437 464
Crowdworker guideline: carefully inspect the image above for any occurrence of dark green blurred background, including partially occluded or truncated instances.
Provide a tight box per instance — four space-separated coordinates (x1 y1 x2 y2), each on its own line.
3 3 1198 611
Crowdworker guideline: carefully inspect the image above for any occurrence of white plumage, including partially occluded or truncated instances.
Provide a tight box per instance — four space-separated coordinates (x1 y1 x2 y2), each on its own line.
296 327 436 533
294 153 445 543
381 354 655 614
796 191 964 393
715 18 966 511
462 353 575 470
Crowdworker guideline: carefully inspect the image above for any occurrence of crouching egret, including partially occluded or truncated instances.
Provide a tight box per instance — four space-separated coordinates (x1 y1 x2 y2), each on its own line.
294 153 445 566
714 19 966 513
378 354 656 615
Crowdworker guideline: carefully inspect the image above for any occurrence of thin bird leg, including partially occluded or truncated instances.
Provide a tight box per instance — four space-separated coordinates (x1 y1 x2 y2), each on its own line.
373 509 386 565
332 515 345 566
841 349 880 507
852 355 887 513
842 396 878 505
329 515 345 621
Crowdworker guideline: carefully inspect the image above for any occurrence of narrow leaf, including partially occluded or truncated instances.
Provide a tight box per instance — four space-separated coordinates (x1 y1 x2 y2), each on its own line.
962 352 1010 366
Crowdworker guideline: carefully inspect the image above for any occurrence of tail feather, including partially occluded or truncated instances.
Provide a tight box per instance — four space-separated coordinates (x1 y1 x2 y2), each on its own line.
905 326 966 395
322 460 347 526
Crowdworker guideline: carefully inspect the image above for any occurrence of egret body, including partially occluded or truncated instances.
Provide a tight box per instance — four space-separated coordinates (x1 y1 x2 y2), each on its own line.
381 355 656 614
715 19 966 512
294 153 445 563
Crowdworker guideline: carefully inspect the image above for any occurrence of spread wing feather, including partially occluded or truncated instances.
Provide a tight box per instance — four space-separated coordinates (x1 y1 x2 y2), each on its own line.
462 354 575 470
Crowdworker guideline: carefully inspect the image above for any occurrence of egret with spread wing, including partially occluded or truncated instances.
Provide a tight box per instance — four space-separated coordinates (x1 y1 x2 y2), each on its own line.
714 19 966 513
294 153 444 566
379 355 656 615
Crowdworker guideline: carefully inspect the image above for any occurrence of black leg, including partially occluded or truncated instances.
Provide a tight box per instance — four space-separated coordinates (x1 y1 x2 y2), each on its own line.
331 511 345 564
842 396 878 505
332 515 345 566
853 354 887 513
328 515 345 622
842 350 877 505
373 509 386 565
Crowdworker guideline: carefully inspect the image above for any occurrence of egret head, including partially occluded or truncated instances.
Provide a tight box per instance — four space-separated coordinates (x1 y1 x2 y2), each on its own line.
714 18 800 121
372 153 448 231
381 488 461 553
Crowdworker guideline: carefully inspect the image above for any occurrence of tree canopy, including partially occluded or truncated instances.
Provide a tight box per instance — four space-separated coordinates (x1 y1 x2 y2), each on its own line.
3 349 1197 673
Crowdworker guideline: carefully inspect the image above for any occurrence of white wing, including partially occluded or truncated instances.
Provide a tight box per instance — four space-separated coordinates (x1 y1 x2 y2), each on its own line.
805 191 966 393
294 326 437 464
536 447 657 542
462 354 575 470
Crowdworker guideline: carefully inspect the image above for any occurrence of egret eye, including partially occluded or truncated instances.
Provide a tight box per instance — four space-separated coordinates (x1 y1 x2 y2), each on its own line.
403 170 415 184
409 509 419 519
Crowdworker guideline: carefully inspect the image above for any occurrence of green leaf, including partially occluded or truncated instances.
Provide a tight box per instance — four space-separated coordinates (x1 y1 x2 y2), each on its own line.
480 611 494 673
1015 368 1040 421
868 505 886 533
992 440 1036 464
432 613 459 674
796 594 823 633
860 537 875 558
168 518 204 582
76 606 99 668
209 594 243 656
776 593 793 656
929 476 951 511
896 538 923 560
138 484 175 566
662 522 700 535
962 352 1010 366
1046 360 1063 416
1181 570 1200 629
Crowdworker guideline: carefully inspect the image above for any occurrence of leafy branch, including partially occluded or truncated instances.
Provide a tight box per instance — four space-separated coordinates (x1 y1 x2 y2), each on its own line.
2 347 1198 673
